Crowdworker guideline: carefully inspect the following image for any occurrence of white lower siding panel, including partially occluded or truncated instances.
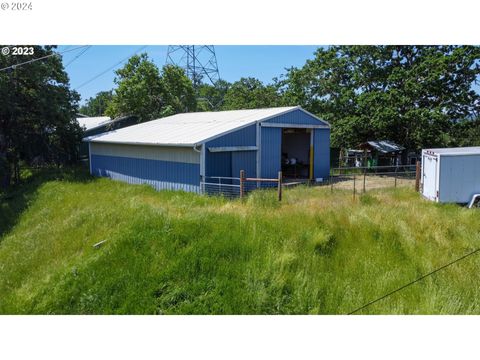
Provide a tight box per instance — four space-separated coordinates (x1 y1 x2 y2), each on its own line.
90 142 200 164
104 170 201 193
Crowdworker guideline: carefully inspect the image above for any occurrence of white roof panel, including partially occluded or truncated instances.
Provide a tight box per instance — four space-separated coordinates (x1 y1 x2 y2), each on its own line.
424 146 480 156
365 140 405 153
77 116 112 131
84 107 301 146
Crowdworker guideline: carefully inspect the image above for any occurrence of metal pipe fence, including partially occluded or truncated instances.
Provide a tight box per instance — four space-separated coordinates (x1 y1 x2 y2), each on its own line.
200 171 286 201
200 176 241 198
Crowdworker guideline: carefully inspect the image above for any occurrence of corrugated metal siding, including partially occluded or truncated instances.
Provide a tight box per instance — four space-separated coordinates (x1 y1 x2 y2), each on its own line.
263 108 326 126
205 124 257 177
206 124 257 147
81 124 118 159
81 117 139 158
91 154 200 193
206 152 231 178
261 127 281 179
232 151 257 179
438 154 480 203
313 129 330 180
90 143 199 164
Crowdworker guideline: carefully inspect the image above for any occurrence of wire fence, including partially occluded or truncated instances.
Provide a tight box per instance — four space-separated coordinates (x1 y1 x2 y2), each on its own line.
6 164 421 203
202 163 422 201
328 164 420 197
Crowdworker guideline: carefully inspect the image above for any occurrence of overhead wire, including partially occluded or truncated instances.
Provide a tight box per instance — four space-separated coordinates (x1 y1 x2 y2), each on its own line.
64 45 92 68
74 45 148 90
348 247 480 314
0 45 90 72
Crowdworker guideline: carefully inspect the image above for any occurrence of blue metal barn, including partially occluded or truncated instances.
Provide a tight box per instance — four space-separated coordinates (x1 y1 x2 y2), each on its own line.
84 106 330 193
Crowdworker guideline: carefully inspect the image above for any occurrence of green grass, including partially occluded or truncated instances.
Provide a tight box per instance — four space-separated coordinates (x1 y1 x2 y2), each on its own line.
1 167 480 314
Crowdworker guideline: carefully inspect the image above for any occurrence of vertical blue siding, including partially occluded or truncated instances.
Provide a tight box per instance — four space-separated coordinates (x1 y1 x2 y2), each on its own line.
206 124 257 147
261 127 282 179
261 109 330 181
232 151 257 179
263 108 327 126
91 154 200 192
205 124 257 177
88 108 331 195
206 152 231 177
313 128 330 180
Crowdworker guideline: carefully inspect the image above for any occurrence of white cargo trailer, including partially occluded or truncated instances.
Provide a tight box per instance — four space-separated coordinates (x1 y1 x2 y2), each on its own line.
421 147 480 203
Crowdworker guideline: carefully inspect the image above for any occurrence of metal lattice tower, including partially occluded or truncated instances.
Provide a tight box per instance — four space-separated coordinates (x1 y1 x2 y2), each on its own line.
166 46 220 88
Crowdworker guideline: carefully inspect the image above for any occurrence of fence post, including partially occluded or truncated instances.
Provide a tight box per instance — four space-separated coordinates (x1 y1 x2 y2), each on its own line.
278 171 283 202
415 160 421 192
394 166 398 188
363 168 366 193
240 170 245 199
353 173 356 200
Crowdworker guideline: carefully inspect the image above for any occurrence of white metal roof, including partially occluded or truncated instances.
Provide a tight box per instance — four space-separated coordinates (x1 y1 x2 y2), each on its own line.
77 116 112 131
363 140 405 153
84 106 322 146
423 146 480 156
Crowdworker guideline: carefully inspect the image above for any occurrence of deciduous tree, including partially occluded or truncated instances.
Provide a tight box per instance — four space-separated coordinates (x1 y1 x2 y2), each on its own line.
79 91 113 117
106 54 196 122
221 77 282 110
280 46 480 149
0 45 81 189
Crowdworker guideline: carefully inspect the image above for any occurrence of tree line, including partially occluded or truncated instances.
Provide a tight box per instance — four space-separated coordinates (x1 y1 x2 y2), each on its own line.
2 46 480 190
0 46 82 189
85 46 480 150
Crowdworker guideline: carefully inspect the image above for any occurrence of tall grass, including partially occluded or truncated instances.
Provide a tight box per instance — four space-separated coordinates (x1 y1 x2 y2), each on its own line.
0 169 479 314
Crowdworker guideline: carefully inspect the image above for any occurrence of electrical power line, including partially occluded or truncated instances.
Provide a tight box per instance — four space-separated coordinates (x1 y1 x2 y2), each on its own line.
348 247 480 315
0 45 90 72
74 45 148 90
64 45 92 68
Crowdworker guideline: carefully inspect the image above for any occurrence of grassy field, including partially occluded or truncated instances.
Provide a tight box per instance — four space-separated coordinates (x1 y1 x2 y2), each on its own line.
1 167 479 314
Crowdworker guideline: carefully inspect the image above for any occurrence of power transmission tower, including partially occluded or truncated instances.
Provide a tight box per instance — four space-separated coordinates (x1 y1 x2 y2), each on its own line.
165 46 220 88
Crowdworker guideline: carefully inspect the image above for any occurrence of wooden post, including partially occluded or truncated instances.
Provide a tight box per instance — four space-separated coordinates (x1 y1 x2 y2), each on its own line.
353 173 356 200
415 160 421 192
394 167 398 188
278 171 282 202
240 170 245 199
363 168 366 193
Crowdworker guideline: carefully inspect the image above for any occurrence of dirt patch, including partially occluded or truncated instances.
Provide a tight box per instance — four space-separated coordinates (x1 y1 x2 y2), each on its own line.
328 175 415 191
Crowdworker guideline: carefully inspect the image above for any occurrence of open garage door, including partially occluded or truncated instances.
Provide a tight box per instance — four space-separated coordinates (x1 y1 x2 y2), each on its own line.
281 128 312 179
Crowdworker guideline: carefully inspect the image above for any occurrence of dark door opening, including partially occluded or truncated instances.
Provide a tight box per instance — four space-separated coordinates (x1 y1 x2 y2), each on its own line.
281 128 312 179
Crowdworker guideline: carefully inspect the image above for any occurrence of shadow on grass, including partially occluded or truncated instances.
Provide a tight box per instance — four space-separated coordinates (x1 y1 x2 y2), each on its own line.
0 165 93 238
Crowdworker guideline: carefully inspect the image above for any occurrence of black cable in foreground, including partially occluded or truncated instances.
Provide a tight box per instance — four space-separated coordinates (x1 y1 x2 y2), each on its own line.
348 247 480 315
